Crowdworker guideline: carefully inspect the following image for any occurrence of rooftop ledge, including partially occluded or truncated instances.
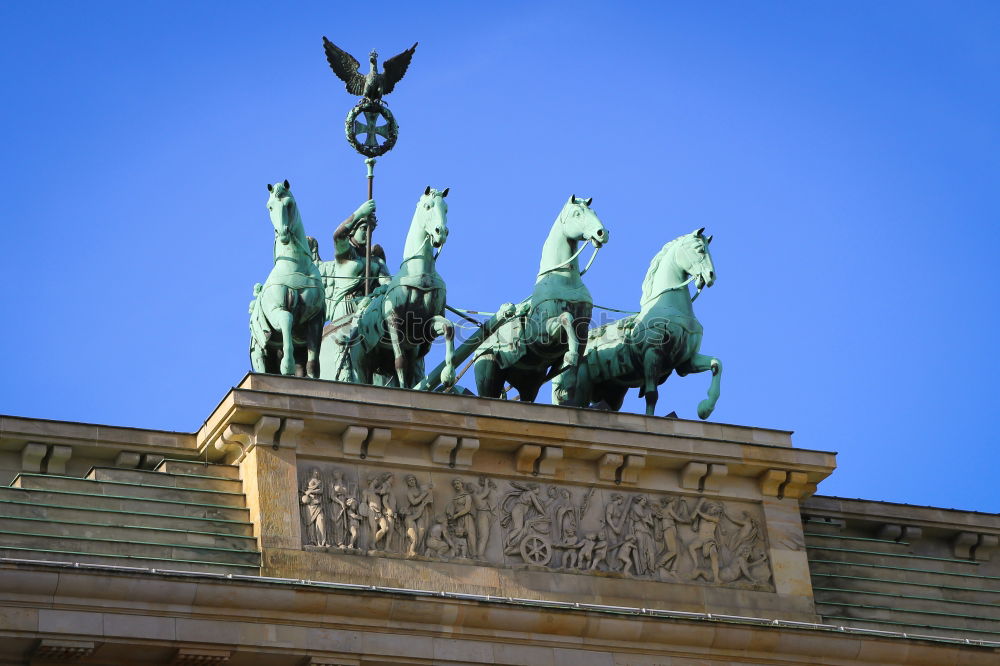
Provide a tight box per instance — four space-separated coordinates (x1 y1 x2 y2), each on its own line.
197 373 837 492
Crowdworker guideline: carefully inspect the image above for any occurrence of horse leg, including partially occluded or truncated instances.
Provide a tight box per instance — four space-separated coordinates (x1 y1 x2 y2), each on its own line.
250 343 265 373
267 309 296 376
305 315 322 379
474 355 503 398
641 347 666 417
384 302 407 387
429 315 456 388
546 312 579 366
677 353 722 420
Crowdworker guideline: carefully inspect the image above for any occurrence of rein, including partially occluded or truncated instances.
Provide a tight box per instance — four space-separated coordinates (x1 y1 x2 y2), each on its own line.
399 232 444 266
538 239 602 277
641 275 703 308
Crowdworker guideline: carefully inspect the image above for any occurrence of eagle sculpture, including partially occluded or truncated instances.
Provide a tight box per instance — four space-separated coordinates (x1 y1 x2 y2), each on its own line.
322 37 418 104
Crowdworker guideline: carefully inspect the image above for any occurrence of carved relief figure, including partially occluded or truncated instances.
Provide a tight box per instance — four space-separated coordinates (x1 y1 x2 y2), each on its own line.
604 493 626 544
576 532 598 570
627 495 657 576
558 524 587 569
687 498 724 583
425 515 454 558
377 473 398 552
328 470 349 547
471 475 497 559
403 475 434 557
446 478 476 558
618 534 638 576
343 497 361 549
502 482 546 553
300 469 328 547
361 474 385 550
654 495 691 572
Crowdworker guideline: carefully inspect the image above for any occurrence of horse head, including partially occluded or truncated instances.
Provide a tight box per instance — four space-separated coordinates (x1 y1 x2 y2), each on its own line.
681 228 716 290
417 185 450 250
266 179 298 246
558 195 608 248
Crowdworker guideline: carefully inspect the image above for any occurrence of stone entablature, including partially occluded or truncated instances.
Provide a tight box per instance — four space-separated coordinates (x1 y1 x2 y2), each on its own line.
195 374 836 619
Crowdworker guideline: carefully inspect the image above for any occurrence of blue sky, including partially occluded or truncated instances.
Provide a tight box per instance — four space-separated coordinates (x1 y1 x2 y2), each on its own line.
1 2 997 511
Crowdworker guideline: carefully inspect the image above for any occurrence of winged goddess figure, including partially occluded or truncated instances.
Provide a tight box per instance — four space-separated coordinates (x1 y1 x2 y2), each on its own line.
323 37 418 104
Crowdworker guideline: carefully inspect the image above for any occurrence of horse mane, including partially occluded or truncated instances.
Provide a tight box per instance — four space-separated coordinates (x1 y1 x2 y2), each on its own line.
641 235 682 303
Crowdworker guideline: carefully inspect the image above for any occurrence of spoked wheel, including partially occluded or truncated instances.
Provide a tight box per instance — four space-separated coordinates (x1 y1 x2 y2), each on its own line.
519 534 552 566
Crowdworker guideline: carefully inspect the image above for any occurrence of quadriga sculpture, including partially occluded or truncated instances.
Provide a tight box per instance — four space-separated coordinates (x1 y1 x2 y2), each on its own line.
474 196 608 404
349 187 456 387
249 180 325 377
576 228 721 419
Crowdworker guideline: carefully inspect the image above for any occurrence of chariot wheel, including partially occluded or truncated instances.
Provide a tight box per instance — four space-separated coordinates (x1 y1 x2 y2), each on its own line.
519 534 552 566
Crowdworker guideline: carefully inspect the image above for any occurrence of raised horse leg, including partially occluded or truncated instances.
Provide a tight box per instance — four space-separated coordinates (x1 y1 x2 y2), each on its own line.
548 312 583 405
546 312 579 367
429 315 456 389
677 353 722 420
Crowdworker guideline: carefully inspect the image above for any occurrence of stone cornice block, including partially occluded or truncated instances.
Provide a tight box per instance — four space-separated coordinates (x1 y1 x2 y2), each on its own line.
279 418 305 449
454 437 479 468
430 435 458 465
759 469 787 497
953 531 978 559
878 524 904 542
341 425 368 458
254 415 282 447
703 463 728 492
597 453 624 482
680 462 708 490
781 471 809 499
46 444 72 475
366 427 391 459
217 423 252 454
515 444 542 474
975 534 998 561
140 454 165 470
114 451 141 468
20 442 46 473
620 454 645 484
537 446 563 476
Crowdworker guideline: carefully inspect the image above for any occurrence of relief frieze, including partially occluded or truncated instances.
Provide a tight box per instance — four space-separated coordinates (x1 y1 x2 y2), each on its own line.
298 464 772 590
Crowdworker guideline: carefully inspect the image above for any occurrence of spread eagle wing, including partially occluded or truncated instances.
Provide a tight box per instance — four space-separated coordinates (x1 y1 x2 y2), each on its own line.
322 37 365 96
381 42 418 95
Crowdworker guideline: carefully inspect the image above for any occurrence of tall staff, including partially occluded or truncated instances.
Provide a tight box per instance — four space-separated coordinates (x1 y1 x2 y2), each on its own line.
322 37 418 296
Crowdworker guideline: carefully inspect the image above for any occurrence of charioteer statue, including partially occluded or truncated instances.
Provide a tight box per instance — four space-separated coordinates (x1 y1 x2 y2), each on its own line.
316 199 392 381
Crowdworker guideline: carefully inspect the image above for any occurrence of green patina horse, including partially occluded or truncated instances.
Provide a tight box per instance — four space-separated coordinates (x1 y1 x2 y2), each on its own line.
474 196 608 404
576 228 721 419
349 187 456 388
249 180 325 377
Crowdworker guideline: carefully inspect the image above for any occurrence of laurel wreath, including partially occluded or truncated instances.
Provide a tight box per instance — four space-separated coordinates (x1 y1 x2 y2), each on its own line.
345 101 398 157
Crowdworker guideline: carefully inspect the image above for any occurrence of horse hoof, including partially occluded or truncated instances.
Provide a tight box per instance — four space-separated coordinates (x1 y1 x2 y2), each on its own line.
697 399 715 420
